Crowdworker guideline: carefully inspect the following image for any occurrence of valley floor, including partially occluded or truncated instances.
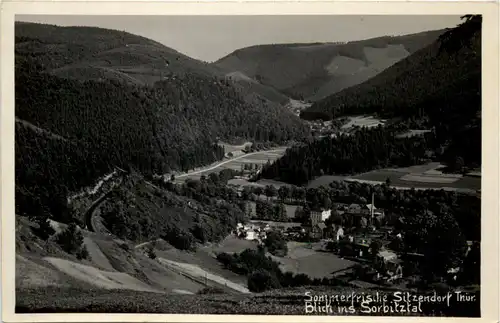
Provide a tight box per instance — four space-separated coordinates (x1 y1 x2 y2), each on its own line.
171 147 288 182
306 162 480 193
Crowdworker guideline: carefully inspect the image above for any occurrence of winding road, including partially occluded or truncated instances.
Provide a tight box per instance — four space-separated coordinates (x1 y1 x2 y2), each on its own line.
83 147 287 242
83 190 114 233
175 148 287 179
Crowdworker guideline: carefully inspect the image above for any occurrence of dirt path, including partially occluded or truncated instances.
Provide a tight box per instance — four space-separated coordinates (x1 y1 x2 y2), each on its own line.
157 258 250 294
83 237 116 272
135 238 163 249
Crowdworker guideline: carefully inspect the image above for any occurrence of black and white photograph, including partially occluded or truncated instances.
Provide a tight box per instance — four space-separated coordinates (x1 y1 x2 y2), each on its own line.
2 5 498 320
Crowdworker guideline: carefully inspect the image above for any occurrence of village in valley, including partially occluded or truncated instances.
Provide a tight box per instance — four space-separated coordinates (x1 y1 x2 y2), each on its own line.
223 164 478 290
232 193 402 286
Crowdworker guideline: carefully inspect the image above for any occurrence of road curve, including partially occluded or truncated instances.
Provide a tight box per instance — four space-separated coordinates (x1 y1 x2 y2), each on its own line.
176 148 286 179
83 190 114 233
134 238 163 249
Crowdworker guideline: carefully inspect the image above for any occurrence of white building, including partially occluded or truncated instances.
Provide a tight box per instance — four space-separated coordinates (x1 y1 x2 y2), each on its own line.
245 230 257 240
364 204 384 217
310 209 332 226
335 226 345 241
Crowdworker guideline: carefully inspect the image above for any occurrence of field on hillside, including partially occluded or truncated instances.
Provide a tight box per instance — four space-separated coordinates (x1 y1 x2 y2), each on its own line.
395 129 432 138
155 242 251 286
306 162 480 192
157 258 250 294
340 115 386 130
176 148 287 181
204 235 259 254
311 45 411 101
16 216 209 296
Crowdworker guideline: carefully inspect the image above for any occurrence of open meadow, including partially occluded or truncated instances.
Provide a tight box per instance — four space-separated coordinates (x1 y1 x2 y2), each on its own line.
175 148 287 182
269 242 356 279
340 115 386 130
202 236 356 281
307 162 480 193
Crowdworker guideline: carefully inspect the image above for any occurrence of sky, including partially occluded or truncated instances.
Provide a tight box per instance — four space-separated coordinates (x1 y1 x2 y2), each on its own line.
17 15 462 62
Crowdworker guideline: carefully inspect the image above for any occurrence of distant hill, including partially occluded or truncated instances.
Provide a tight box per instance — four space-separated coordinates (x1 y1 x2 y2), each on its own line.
301 15 481 167
301 19 480 120
14 22 309 219
213 30 445 101
258 16 481 185
15 22 219 82
15 22 290 105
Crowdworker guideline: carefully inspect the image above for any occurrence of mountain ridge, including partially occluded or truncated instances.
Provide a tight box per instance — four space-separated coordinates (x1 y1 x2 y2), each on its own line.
15 21 290 106
213 29 446 101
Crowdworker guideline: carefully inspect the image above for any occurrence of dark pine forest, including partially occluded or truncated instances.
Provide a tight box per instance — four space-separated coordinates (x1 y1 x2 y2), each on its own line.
15 56 308 220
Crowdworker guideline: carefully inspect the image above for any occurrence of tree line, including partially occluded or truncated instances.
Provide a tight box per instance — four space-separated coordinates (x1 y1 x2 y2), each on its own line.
257 126 433 185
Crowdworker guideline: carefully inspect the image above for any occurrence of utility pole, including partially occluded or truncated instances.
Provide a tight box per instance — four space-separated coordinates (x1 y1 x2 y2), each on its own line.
371 192 375 226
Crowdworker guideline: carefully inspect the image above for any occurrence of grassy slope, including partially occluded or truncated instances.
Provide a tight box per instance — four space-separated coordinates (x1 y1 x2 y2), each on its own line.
16 212 240 296
214 30 445 101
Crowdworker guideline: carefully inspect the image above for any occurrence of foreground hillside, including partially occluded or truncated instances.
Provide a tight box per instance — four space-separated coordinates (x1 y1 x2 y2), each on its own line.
17 285 479 316
15 171 256 293
214 30 444 101
16 203 479 317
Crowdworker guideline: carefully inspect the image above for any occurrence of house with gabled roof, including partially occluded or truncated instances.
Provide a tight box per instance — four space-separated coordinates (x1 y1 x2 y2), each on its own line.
311 222 327 239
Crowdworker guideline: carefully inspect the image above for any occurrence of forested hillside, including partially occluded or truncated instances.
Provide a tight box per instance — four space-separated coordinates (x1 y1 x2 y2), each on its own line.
259 16 481 183
304 16 481 166
15 23 309 220
258 126 432 185
15 22 219 80
214 30 444 101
